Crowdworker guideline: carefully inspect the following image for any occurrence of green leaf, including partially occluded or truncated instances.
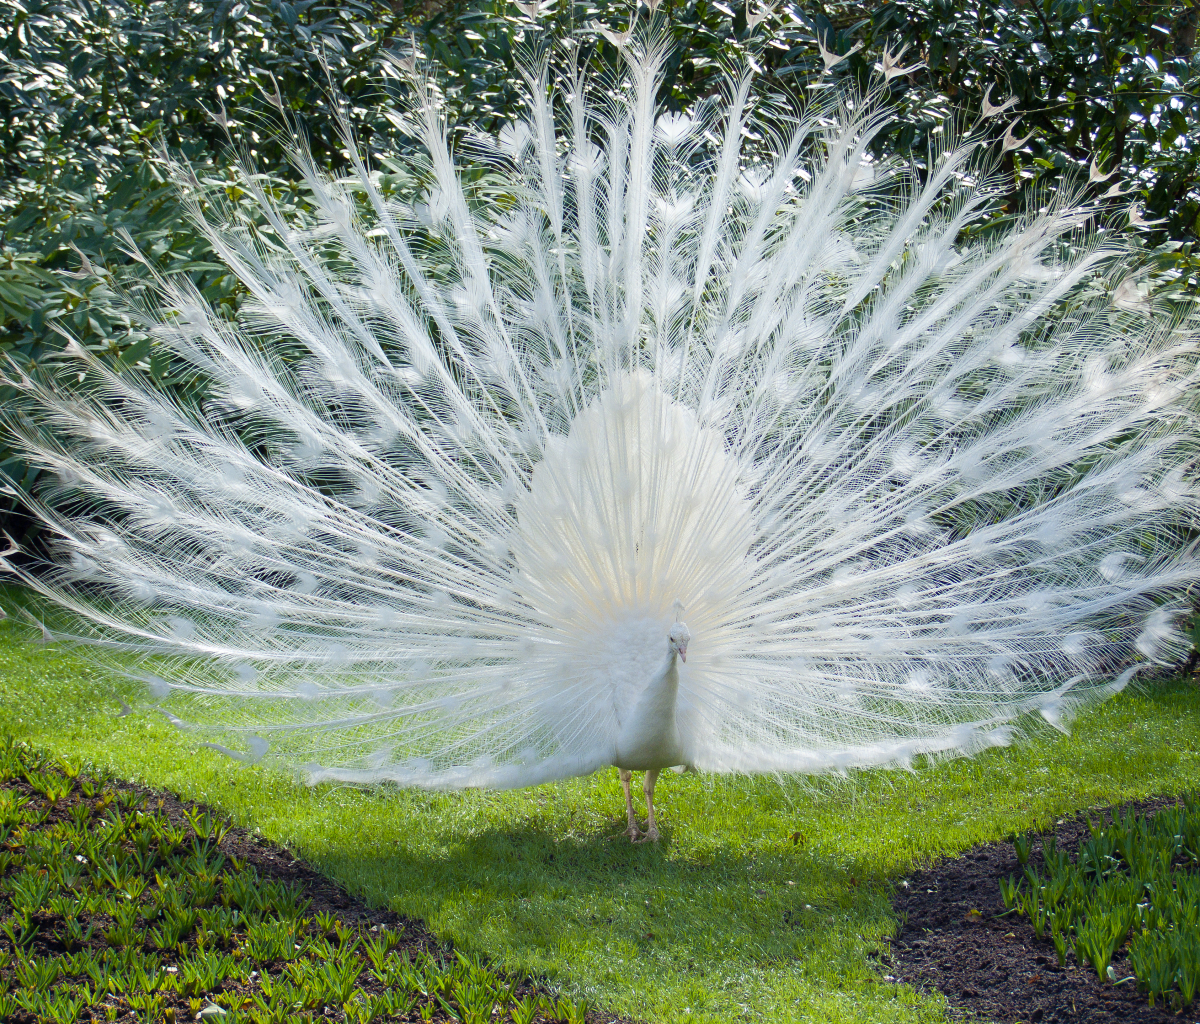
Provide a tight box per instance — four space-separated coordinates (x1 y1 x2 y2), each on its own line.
114 336 152 370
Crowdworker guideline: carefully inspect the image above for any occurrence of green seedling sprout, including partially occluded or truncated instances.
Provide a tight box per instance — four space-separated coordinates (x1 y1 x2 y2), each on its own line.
1011 832 1032 866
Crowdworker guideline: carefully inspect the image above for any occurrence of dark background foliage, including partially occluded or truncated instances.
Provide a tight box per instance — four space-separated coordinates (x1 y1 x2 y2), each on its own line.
1 0 1197 542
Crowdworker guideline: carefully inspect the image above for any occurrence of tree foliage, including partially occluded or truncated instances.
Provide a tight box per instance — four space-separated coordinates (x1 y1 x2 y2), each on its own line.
1 0 1198 539
803 1 1200 270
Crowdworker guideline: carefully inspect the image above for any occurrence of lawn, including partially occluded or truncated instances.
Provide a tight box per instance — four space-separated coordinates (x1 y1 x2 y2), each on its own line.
2 595 1198 1024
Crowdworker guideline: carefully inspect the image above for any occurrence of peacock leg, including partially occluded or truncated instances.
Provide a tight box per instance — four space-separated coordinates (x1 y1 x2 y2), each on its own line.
637 769 661 843
619 768 642 840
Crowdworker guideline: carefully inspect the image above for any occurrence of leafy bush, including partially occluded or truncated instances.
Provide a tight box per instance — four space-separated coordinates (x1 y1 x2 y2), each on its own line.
800 3 1200 232
2 0 1198 543
0 0 415 350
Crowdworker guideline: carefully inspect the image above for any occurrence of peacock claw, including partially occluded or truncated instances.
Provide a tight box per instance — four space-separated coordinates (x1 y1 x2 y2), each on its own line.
626 825 643 841
635 827 660 844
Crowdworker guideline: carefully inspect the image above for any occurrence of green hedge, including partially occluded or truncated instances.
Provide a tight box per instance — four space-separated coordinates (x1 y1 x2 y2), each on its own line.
2 0 1198 541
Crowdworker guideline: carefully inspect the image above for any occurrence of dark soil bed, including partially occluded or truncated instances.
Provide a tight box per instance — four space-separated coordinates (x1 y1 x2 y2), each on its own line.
888 797 1196 1024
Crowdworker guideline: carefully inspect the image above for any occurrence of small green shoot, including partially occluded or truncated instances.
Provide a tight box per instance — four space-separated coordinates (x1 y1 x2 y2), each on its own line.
1012 831 1032 865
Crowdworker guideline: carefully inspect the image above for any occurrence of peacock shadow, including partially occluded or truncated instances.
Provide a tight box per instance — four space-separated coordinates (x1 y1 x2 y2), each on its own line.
313 811 892 968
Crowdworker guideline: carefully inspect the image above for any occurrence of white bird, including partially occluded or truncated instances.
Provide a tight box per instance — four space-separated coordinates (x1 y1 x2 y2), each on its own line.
4 25 1199 843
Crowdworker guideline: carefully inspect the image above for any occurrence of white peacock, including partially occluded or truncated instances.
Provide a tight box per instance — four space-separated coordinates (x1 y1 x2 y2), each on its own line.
4 24 1198 842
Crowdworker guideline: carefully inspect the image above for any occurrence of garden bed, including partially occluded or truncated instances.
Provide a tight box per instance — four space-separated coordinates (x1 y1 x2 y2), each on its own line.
889 797 1195 1024
0 740 601 1024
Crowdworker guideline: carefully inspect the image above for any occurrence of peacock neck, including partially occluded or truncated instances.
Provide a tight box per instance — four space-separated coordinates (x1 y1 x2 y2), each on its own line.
613 646 684 771
642 647 681 714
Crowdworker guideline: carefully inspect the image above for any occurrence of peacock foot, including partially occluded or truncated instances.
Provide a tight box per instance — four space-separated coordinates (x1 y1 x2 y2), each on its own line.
634 826 660 843
625 823 643 841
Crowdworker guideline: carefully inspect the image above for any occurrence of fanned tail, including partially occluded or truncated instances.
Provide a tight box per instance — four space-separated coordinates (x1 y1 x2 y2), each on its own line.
4 26 1199 788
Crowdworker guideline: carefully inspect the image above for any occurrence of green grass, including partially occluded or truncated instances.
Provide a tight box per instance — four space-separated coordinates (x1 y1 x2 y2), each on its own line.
2 596 1199 1024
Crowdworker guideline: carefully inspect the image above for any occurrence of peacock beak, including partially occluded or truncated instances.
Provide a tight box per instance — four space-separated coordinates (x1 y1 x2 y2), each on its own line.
678 645 687 663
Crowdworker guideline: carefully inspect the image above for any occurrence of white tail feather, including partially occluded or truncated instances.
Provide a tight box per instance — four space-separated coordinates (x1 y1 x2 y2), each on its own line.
4 29 1199 790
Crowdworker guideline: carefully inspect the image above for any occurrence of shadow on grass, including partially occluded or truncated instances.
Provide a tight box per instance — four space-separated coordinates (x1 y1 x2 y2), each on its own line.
313 812 891 974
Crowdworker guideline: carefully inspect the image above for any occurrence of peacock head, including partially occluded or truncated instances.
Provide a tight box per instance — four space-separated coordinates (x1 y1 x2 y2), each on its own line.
668 622 691 663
